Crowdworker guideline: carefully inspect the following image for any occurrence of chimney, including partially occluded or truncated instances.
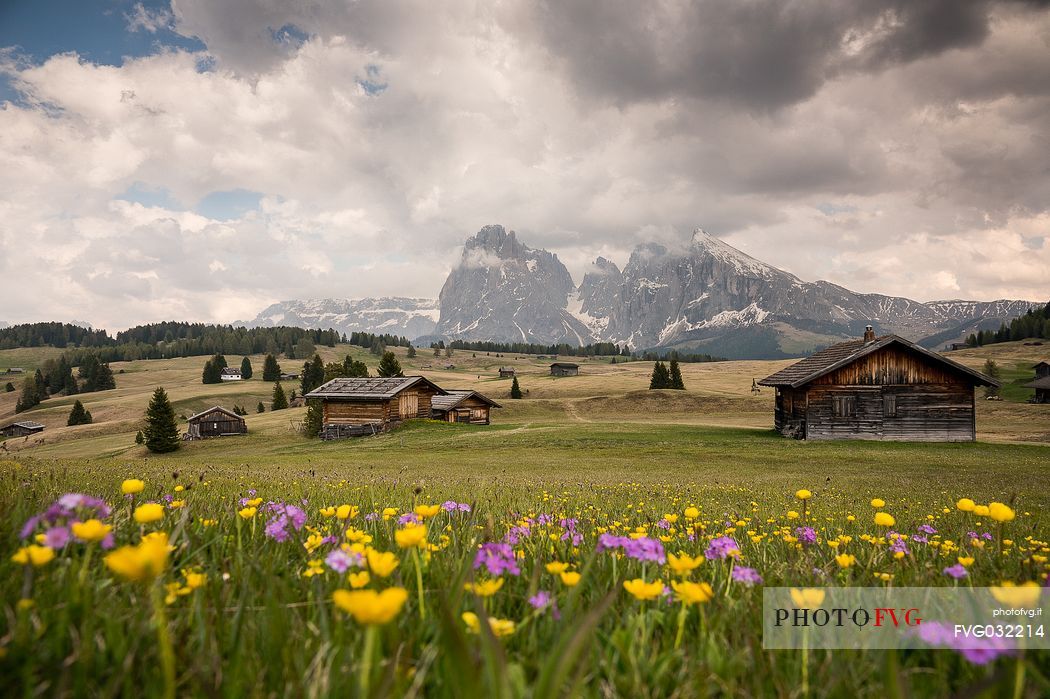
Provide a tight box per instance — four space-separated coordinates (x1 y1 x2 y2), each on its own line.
863 325 876 342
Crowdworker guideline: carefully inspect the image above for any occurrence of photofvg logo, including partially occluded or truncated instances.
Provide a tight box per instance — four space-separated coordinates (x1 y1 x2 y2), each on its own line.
762 587 1048 651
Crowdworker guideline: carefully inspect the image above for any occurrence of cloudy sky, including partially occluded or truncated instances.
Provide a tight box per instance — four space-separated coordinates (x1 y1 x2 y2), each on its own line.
1 0 1048 331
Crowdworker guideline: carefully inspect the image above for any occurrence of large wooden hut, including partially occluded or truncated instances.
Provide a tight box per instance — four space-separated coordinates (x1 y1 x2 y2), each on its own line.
550 362 579 377
431 390 501 424
758 326 999 442
186 407 247 439
1 420 44 437
305 376 445 438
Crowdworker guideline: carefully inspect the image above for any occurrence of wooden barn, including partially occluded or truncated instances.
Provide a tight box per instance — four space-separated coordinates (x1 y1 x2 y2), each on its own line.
758 326 999 442
1024 361 1050 403
305 376 445 438
550 362 579 377
431 390 501 424
498 367 516 378
186 406 247 439
1 420 44 437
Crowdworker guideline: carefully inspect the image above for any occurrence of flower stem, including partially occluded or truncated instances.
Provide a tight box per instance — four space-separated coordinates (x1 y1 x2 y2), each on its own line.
674 602 687 650
150 581 176 699
360 624 377 698
412 548 426 620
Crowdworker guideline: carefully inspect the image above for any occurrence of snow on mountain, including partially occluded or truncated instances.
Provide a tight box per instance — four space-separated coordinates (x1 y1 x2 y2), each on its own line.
237 298 439 339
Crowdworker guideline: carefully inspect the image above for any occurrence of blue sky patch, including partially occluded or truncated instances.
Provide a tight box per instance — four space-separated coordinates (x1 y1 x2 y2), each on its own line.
117 182 184 210
357 64 388 95
195 189 264 220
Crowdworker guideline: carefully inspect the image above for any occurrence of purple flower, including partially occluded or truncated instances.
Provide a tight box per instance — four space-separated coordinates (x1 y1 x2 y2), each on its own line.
504 525 532 545
20 514 42 540
458 503 472 513
528 590 552 609
913 621 1014 665
325 549 360 573
705 536 740 560
441 501 458 512
101 533 114 550
398 512 421 526
597 533 629 552
473 542 521 577
44 526 70 549
918 524 937 535
536 514 552 526
794 527 817 545
265 516 290 542
732 566 763 585
656 518 671 530
623 537 666 564
943 564 968 580
285 505 306 530
889 537 910 556
912 535 929 544
364 512 380 522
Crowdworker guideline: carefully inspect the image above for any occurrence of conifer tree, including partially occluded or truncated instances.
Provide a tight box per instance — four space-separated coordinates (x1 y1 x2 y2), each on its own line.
343 356 369 378
67 399 93 426
510 376 523 399
257 402 266 413
649 361 670 390
240 356 253 380
304 399 324 437
376 351 404 377
300 354 326 394
262 353 281 381
4 382 13 393
271 381 289 410
668 358 685 390
15 377 41 413
135 430 144 444
143 387 180 453
407 344 416 358
983 359 1002 398
93 362 116 390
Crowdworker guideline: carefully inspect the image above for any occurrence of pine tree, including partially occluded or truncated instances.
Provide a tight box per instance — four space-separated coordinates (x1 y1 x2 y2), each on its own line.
300 354 326 394
143 387 180 453
34 369 49 400
304 399 324 437
262 354 281 381
376 351 404 377
510 376 523 399
649 361 670 389
93 362 116 390
407 345 417 358
213 354 228 371
257 402 266 413
4 382 13 393
67 399 93 426
240 356 253 380
135 430 144 445
202 360 216 384
344 356 369 377
668 358 685 390
63 368 79 395
983 359 1002 398
271 382 289 410
324 362 347 382
15 377 41 413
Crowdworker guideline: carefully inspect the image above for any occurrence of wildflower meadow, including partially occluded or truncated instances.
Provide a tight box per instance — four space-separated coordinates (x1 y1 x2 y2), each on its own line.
1 456 1047 698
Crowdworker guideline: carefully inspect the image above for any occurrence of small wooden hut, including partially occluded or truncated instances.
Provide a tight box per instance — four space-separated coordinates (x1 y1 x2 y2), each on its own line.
1024 361 1050 403
431 390 501 424
304 376 446 439
498 367 516 378
1 420 44 437
758 326 999 442
220 368 242 381
186 406 247 439
550 362 579 377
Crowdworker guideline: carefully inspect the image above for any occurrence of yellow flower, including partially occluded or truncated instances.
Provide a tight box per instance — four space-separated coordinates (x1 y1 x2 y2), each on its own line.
71 519 113 543
874 512 896 527
988 502 1015 523
336 504 358 520
414 504 441 519
199 518 217 527
184 571 207 589
790 588 826 608
169 500 185 510
667 552 703 576
684 506 700 520
121 479 145 495
302 559 325 578
973 505 989 518
11 545 55 567
332 587 408 625
835 553 857 568
870 498 886 508
133 503 165 524
319 506 336 517
846 515 856 522
344 528 373 544
348 571 370 589
958 556 975 567
238 507 257 519
464 578 504 597
381 507 398 521
304 533 325 553
796 489 812 501
174 485 184 493
623 578 665 601
956 498 976 512
104 533 169 582
663 514 679 524
461 612 515 637
366 549 399 577
990 582 1041 608
395 524 428 549
244 497 263 508
787 511 799 520
545 561 570 574
671 580 713 605
559 571 581 587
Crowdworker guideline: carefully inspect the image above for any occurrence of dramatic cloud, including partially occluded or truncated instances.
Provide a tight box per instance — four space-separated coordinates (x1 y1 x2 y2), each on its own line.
0 0 1047 330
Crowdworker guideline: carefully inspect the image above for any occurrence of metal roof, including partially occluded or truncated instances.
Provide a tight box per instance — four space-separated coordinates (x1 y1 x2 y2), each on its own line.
305 376 446 400
758 334 1000 388
550 362 579 368
431 390 502 411
2 420 44 430
187 406 244 422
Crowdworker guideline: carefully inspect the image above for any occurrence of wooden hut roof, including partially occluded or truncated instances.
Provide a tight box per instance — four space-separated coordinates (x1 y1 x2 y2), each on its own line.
431 390 502 411
220 367 240 375
1032 361 1050 370
187 406 244 422
758 335 1000 388
1023 375 1050 390
550 362 579 368
305 376 446 400
2 420 44 430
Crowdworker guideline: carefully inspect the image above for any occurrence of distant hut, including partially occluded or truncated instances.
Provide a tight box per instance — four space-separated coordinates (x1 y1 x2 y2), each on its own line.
219 368 242 381
280 372 300 381
431 390 501 424
1 420 44 437
304 376 446 439
550 362 579 377
1024 361 1050 403
498 367 516 378
186 406 247 439
758 325 999 442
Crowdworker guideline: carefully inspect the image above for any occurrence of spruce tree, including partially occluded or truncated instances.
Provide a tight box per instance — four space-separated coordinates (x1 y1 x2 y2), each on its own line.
135 430 144 445
67 399 92 426
240 356 253 380
213 354 228 371
304 399 324 437
262 354 281 381
300 355 326 394
143 387 180 453
510 376 523 399
271 382 289 410
649 361 670 390
34 369 48 400
668 358 685 390
202 360 216 384
406 344 417 358
15 377 41 413
4 382 13 393
93 362 116 390
344 357 369 378
376 351 404 377
257 402 266 413
983 359 1002 398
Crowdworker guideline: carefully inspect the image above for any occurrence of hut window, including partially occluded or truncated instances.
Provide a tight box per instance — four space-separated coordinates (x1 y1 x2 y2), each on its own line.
832 395 856 418
883 394 897 417
472 409 486 420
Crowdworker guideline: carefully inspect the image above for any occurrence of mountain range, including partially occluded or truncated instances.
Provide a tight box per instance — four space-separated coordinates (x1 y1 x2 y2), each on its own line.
239 225 1042 359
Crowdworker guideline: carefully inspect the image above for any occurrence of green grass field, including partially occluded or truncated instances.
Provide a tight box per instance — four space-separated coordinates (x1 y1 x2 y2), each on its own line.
1 341 1048 696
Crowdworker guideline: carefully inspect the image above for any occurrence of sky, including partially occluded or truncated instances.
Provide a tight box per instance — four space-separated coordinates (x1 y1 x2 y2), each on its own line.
1 0 1049 331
